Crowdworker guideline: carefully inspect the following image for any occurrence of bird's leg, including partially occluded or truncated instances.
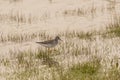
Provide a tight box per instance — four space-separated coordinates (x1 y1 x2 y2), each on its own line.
46 48 52 57
49 48 52 53
45 48 50 60
47 48 49 55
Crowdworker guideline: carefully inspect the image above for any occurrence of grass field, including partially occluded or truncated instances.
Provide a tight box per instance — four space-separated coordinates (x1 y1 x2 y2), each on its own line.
0 0 120 80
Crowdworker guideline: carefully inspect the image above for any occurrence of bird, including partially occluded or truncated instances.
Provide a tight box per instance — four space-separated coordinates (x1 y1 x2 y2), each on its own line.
36 36 62 48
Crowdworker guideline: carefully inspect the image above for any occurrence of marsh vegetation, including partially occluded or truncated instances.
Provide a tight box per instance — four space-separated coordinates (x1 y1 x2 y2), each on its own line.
0 0 120 80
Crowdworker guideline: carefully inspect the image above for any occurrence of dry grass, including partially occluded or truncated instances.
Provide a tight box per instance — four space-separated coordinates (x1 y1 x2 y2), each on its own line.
0 0 120 80
1 30 120 80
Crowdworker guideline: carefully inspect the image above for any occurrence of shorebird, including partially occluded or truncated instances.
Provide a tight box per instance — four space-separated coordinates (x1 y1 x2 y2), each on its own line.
36 36 62 48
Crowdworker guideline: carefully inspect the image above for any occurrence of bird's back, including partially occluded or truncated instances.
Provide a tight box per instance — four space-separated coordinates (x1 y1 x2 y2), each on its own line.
36 39 54 44
36 39 58 48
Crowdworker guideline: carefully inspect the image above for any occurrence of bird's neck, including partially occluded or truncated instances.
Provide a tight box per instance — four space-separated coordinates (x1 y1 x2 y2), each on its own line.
55 38 58 42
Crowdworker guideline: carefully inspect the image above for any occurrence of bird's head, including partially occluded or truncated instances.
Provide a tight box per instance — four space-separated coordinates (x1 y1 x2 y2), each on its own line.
55 36 62 41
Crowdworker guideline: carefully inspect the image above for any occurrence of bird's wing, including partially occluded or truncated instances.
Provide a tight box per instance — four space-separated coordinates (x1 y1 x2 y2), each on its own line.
36 40 54 44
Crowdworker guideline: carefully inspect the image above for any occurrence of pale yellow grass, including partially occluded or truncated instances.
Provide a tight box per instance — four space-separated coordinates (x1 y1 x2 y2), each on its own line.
0 0 120 80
